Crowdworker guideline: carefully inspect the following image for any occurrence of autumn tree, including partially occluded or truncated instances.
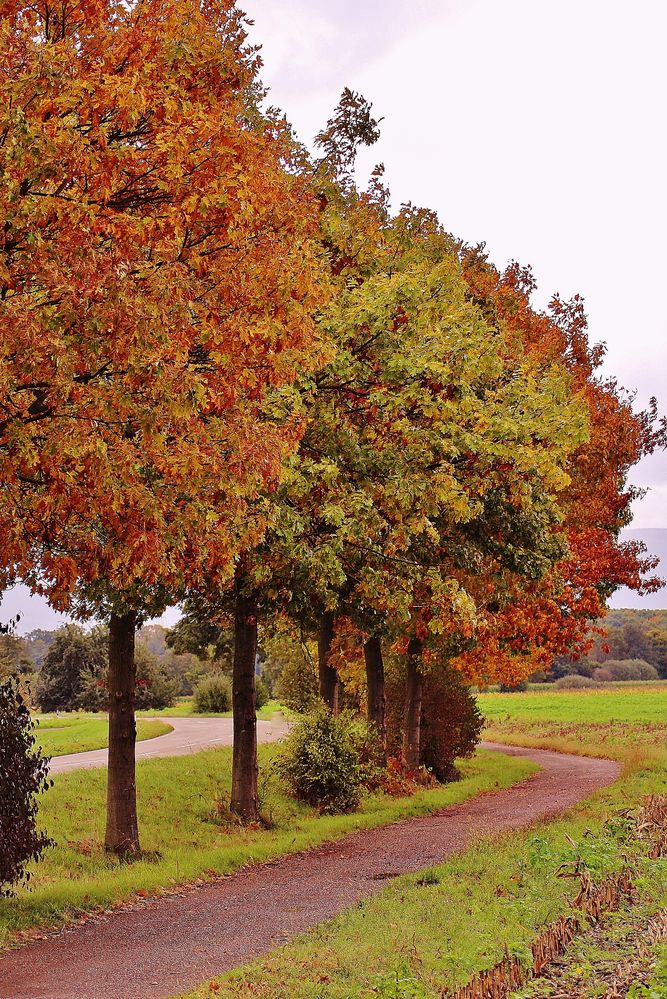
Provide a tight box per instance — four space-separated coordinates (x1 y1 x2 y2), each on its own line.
161 88 387 821
0 0 326 851
244 194 588 776
452 253 666 683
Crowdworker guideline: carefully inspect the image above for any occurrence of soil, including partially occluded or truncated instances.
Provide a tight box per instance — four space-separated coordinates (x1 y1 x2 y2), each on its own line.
0 742 620 999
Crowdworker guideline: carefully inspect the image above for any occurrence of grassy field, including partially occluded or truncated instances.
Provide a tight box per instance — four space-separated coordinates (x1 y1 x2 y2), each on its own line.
0 745 535 949
180 686 667 998
33 714 172 757
479 683 667 756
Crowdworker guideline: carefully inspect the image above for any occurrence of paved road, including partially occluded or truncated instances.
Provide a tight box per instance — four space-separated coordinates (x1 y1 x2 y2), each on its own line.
48 715 290 775
0 742 620 999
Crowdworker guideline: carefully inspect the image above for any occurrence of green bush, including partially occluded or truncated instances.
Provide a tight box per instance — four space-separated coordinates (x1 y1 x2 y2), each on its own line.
255 676 269 709
276 707 381 813
553 674 599 690
193 674 232 713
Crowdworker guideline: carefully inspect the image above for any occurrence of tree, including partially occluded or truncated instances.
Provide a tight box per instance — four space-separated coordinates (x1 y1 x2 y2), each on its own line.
453 254 666 682
279 206 587 763
36 625 106 711
0 0 326 852
22 630 56 670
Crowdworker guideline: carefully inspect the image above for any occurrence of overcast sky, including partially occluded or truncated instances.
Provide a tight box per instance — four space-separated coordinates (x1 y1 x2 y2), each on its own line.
2 0 665 631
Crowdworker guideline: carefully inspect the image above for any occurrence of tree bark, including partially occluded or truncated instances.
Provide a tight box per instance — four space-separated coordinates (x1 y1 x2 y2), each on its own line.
402 636 424 770
231 583 259 823
318 610 339 713
364 634 386 753
105 610 140 856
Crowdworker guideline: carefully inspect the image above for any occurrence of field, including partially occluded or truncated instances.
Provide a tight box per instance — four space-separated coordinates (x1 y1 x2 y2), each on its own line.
180 685 667 998
0 744 534 949
480 683 667 755
33 714 172 757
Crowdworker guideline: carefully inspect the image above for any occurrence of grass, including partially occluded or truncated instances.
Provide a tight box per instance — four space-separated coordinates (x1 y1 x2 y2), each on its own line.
0 744 535 949
32 699 287 756
479 683 667 756
178 686 667 998
33 713 172 757
135 698 288 720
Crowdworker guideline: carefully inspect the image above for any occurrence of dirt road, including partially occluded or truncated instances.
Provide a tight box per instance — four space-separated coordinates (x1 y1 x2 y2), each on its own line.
0 742 620 999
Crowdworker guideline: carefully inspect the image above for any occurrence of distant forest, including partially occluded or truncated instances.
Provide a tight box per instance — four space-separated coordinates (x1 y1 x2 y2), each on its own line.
547 608 667 681
0 623 201 700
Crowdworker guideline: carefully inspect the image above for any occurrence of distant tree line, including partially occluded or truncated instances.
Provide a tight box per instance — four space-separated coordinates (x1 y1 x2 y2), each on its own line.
533 609 667 682
0 625 198 712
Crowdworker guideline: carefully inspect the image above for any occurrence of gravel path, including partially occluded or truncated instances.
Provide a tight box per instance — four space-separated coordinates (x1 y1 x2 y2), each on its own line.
48 716 290 774
0 742 619 999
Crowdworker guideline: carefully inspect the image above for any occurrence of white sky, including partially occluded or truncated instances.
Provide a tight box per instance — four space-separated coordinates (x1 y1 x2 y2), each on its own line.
2 0 666 631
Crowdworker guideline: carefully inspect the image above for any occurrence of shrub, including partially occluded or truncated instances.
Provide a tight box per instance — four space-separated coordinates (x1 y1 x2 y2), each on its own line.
193 674 232 713
276 707 381 813
379 756 436 797
386 659 482 783
255 676 269 710
420 667 483 782
499 679 529 692
592 659 659 683
0 681 52 896
553 674 599 689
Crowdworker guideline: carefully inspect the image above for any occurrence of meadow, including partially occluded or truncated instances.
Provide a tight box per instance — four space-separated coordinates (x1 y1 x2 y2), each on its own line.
33 714 172 757
180 684 667 998
480 683 667 755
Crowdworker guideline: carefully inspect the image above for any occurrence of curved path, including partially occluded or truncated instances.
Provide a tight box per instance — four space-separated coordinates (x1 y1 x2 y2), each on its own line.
0 743 619 999
48 715 290 774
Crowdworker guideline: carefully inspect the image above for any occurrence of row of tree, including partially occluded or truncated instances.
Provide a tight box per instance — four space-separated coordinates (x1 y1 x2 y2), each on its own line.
1 0 663 856
0 624 203 707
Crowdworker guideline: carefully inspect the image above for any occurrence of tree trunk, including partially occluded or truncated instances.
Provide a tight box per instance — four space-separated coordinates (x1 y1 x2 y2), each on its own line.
364 634 386 753
231 584 259 823
318 610 339 713
105 610 140 856
402 636 424 770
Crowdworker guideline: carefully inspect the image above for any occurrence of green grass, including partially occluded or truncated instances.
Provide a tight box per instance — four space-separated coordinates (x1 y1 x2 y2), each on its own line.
479 684 667 756
32 699 287 756
0 745 535 948
135 698 288 720
178 686 667 998
33 714 172 757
